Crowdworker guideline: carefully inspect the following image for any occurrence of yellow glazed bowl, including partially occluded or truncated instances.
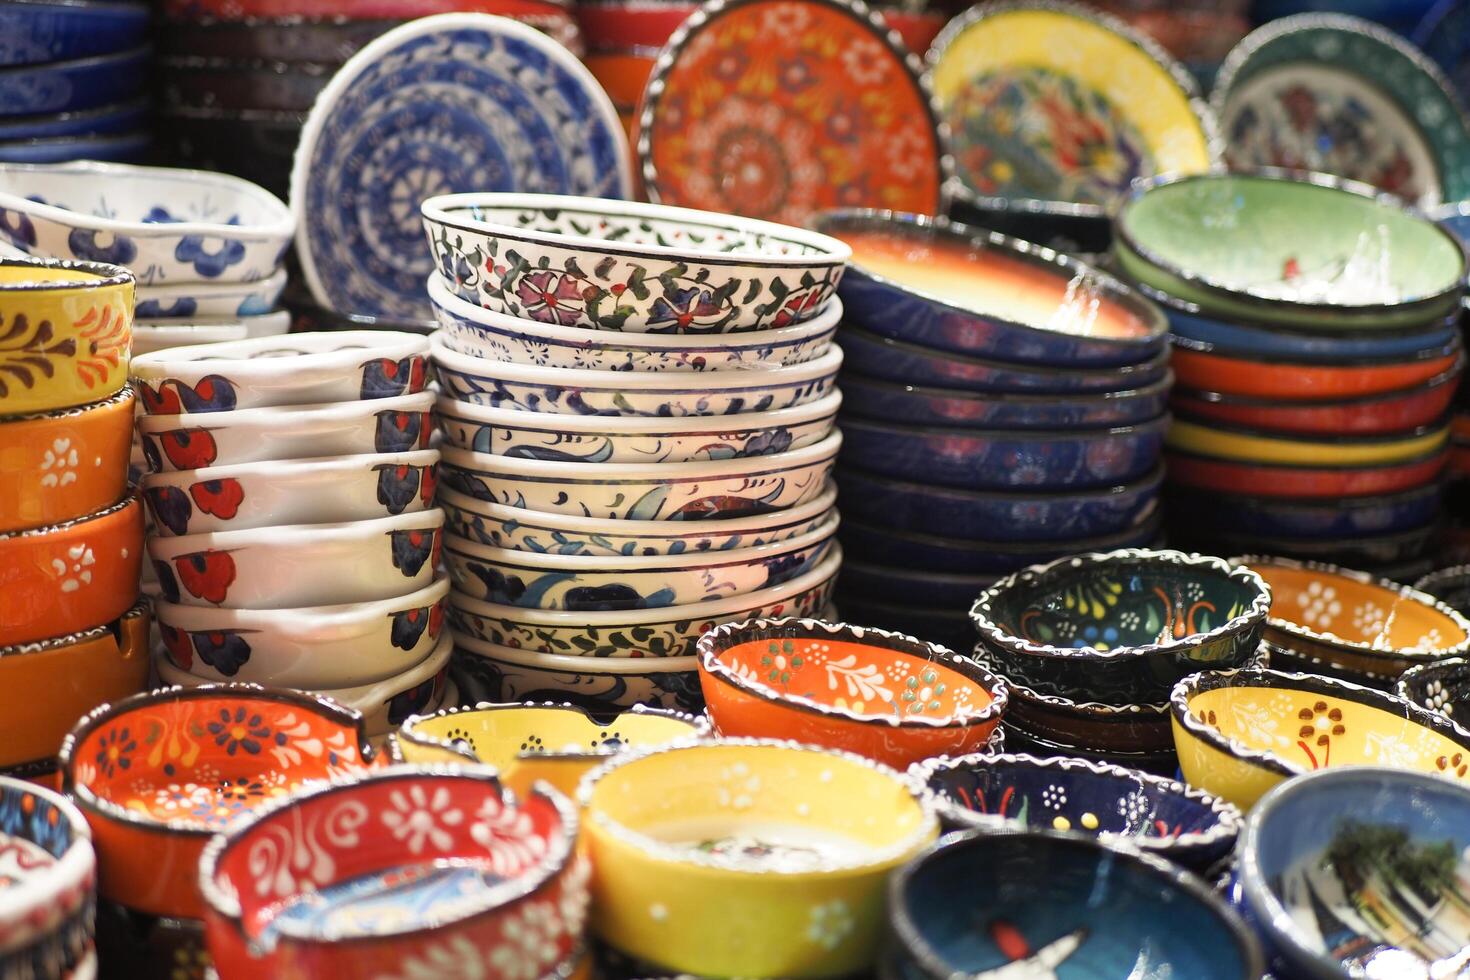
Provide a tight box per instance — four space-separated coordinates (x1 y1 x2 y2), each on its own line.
390 701 709 799
0 258 133 414
578 739 938 978
1167 418 1450 466
1171 667 1470 812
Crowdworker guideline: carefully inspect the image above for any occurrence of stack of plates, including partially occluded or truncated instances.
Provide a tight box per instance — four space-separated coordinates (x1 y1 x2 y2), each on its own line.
1436 204 1470 563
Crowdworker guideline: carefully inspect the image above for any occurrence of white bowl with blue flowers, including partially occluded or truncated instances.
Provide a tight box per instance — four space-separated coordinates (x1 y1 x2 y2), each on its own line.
135 266 287 318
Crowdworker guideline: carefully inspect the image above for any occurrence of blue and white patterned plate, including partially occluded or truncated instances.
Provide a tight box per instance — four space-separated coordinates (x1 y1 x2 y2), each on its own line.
292 12 631 320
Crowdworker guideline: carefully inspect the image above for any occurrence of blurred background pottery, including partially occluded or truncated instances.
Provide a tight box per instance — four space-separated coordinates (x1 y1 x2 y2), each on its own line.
1396 656 1470 723
0 776 96 980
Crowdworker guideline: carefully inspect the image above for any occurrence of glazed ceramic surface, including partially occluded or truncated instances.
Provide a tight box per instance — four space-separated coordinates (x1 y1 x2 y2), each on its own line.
134 269 288 319
579 739 938 978
930 1 1217 210
0 0 148 66
985 667 1177 753
1171 370 1462 436
0 386 133 533
1397 657 1470 723
131 314 290 357
0 99 147 142
0 162 292 285
1000 718 1183 777
1166 484 1442 540
1168 335 1464 401
639 0 946 225
1415 0 1470 106
422 192 850 333
1168 418 1450 467
1416 564 1470 618
0 777 95 978
294 15 631 320
0 47 147 115
1166 447 1448 499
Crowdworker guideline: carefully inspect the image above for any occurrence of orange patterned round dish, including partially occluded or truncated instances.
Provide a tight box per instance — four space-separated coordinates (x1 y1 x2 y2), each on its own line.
639 0 948 225
0 494 142 647
0 387 134 533
1169 339 1462 400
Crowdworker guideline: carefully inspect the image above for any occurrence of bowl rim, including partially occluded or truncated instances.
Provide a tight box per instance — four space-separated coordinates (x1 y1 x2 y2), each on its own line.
1414 563 1470 596
1168 415 1451 453
973 650 1171 716
0 42 150 76
455 633 698 673
0 492 135 542
1166 479 1444 512
141 447 440 487
697 616 1010 730
146 505 443 557
0 254 132 291
2 383 133 422
1395 655 1470 706
0 775 95 928
135 387 434 433
154 569 450 631
1171 358 1464 408
836 459 1166 503
130 328 429 380
840 320 1174 379
1164 444 1449 476
971 549 1271 662
840 409 1171 442
135 266 289 300
0 598 147 658
942 178 1118 226
1169 330 1464 369
837 366 1175 405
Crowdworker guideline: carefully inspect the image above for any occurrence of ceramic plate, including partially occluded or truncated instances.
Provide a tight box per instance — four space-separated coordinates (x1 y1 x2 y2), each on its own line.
638 0 948 225
1214 13 1470 206
928 0 1217 211
292 12 632 320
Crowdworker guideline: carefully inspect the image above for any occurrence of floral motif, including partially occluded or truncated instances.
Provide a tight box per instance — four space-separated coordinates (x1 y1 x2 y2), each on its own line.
468 794 548 878
381 785 465 855
1296 700 1346 769
1294 580 1343 630
760 639 805 686
1041 784 1068 810
515 271 586 326
900 668 947 716
205 707 274 756
806 900 855 951
39 437 78 488
94 726 136 778
176 232 246 279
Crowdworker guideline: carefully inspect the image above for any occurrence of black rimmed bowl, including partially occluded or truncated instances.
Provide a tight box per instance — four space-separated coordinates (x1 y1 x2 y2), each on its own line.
980 666 1175 754
1416 564 1470 618
1396 657 1470 724
1001 720 1183 778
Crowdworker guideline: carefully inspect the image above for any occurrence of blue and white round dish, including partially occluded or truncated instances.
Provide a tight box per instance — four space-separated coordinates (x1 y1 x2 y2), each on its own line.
292 12 631 320
0 0 148 67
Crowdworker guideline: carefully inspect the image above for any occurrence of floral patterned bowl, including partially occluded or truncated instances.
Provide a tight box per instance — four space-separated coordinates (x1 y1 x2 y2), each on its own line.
135 271 289 320
59 684 374 919
576 739 937 977
0 161 293 285
1395 657 1470 723
0 777 96 977
420 192 851 333
697 618 1008 769
199 765 585 980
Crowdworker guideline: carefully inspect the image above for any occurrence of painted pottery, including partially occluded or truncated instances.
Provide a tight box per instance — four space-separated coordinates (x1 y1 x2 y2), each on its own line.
0 1 148 66
1170 370 1462 435
1416 564 1470 617
452 637 705 715
1000 719 1183 777
0 386 133 532
0 47 147 115
1168 418 1450 466
985 670 1176 754
134 269 288 319
0 99 148 142
1168 335 1464 401
1165 449 1447 498
1396 657 1470 722
0 777 95 979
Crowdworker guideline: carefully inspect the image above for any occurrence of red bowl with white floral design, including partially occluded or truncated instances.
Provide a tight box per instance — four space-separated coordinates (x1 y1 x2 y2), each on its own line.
59 684 375 919
198 765 585 980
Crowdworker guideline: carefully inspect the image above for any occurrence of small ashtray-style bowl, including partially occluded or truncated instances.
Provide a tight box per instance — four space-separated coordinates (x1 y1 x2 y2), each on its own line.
0 776 96 975
392 701 709 798
1415 564 1470 618
887 829 1263 979
1396 657 1470 723
577 739 938 978
199 765 584 980
1171 667 1470 812
59 684 375 919
910 752 1241 872
988 670 1175 754
971 549 1271 704
697 618 1008 769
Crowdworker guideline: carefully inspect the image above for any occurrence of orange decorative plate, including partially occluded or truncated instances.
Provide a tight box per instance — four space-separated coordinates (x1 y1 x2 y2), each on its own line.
639 0 949 225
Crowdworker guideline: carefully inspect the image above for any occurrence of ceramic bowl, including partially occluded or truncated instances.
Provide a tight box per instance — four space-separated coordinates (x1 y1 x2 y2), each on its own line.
0 97 148 141
0 162 293 284
137 390 435 472
839 413 1168 491
887 829 1263 978
985 670 1176 754
1238 766 1470 980
0 0 149 66
1396 657 1470 722
428 271 840 370
448 546 841 657
972 550 1271 704
1115 171 1468 330
436 389 840 463
131 313 290 356
1169 417 1450 469
912 753 1241 871
1000 720 1184 778
0 386 133 534
391 702 709 798
1171 667 1470 811
60 684 375 918
440 434 839 520
1166 447 1448 498
1172 370 1462 435
697 618 1007 769
131 330 430 414
135 268 289 319
1166 483 1442 540
198 765 583 980
147 508 444 609
578 738 937 977
0 130 150 166
155 572 449 688
0 777 96 977
421 192 851 333
0 46 148 115
430 333 843 417
141 449 440 537
812 209 1168 367
1168 335 1464 401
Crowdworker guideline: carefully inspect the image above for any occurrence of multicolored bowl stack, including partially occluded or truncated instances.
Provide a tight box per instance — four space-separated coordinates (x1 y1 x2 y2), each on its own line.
812 209 1171 651
1119 171 1468 579
422 192 849 716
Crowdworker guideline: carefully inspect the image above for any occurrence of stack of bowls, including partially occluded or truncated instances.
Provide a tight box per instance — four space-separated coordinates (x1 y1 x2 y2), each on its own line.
1434 203 1470 560
970 549 1272 775
0 0 150 164
131 330 455 739
0 257 145 787
808 209 1172 650
0 777 98 977
1116 171 1468 577
421 191 849 715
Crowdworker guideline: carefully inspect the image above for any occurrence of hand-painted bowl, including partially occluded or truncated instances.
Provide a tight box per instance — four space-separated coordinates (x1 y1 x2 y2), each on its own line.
1168 334 1464 400
1415 564 1470 617
0 0 149 66
131 330 430 413
436 388 840 463
60 685 375 918
1396 657 1470 722
141 449 440 536
147 508 444 609
1168 417 1450 468
812 209 1167 367
1166 447 1447 498
198 765 583 980
131 313 290 356
137 390 435 472
440 434 839 520
0 161 293 284
1238 767 1470 980
428 272 840 370
1170 369 1463 435
155 572 449 688
421 192 851 333
888 830 1263 978
697 618 1007 769
391 702 709 798
578 739 937 977
838 413 1168 491
0 386 134 533
1116 171 1468 330
0 776 96 977
439 481 835 557
1000 718 1184 777
0 46 148 115
444 518 836 610
1171 667 1470 811
971 550 1271 704
911 753 1241 871
430 333 842 417
985 670 1175 754
1165 483 1442 539
135 268 289 319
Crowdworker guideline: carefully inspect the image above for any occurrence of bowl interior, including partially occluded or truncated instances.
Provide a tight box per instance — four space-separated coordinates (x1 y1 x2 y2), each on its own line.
1255 563 1468 652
